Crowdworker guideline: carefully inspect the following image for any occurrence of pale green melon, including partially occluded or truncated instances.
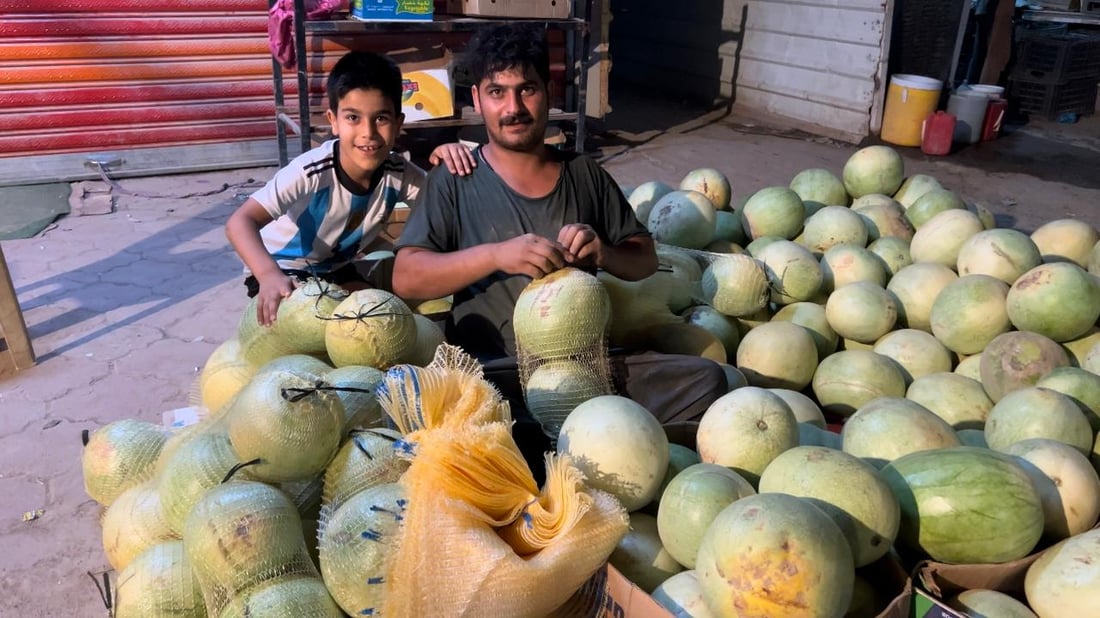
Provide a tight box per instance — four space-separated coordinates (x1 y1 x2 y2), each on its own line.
712 211 745 245
929 274 1012 355
759 446 901 566
826 281 897 344
843 145 904 198
874 329 954 384
325 290 416 369
821 244 888 293
319 482 406 616
984 387 1093 456
886 262 958 332
907 189 967 229
324 365 386 432
657 463 755 569
1032 218 1099 267
1025 528 1100 618
701 254 770 317
682 305 741 359
867 236 912 277
957 228 1043 284
651 571 715 618
955 354 983 381
755 239 824 304
812 350 907 417
1007 262 1100 343
648 190 718 250
610 512 685 593
1063 328 1100 367
842 397 960 469
949 589 1037 618
772 302 838 360
906 372 993 430
893 174 943 208
909 209 985 269
680 168 732 210
696 387 798 486
981 331 1071 402
696 493 854 617
1006 438 1100 540
630 181 675 224
853 197 915 242
790 167 849 206
742 186 805 241
1037 366 1100 432
799 206 868 255
736 321 819 390
771 388 826 427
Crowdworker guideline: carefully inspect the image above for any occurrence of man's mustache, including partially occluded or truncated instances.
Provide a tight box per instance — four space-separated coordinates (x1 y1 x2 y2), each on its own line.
500 114 533 127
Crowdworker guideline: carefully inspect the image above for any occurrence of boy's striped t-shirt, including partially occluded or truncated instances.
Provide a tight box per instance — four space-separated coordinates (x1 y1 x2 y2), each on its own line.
248 139 424 274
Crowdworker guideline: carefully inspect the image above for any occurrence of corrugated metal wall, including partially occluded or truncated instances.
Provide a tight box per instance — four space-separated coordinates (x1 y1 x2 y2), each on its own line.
611 0 891 143
0 0 278 186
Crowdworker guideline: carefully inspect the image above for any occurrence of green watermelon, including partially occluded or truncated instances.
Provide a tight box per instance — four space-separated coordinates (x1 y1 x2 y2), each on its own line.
881 447 1043 564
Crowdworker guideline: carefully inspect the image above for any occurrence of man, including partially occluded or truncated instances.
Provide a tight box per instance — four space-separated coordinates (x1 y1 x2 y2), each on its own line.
392 24 726 466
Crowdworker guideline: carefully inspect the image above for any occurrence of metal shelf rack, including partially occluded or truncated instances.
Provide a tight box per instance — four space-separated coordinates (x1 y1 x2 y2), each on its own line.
270 1 592 165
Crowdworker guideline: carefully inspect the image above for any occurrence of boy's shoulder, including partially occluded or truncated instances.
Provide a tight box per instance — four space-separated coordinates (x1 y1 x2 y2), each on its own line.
283 140 339 178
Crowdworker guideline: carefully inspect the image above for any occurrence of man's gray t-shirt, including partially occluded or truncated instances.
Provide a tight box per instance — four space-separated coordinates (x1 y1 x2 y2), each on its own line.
395 146 648 361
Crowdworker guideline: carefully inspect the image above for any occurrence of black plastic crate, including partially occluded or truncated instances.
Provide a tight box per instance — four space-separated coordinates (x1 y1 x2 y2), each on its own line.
1010 76 1099 120
1012 31 1100 84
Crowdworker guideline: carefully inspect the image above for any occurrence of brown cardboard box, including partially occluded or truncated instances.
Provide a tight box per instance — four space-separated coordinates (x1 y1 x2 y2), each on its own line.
444 0 572 19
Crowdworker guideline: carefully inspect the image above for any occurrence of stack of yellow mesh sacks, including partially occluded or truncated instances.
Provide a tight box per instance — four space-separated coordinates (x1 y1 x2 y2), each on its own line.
378 344 629 617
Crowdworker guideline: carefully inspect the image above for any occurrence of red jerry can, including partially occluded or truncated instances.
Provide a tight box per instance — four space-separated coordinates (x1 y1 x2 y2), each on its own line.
981 98 1007 141
921 111 955 156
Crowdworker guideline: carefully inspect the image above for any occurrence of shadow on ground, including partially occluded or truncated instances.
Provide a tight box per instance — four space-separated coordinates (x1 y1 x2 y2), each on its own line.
15 195 246 361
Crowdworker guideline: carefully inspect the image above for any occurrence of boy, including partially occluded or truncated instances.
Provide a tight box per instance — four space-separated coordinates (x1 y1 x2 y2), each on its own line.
226 50 472 325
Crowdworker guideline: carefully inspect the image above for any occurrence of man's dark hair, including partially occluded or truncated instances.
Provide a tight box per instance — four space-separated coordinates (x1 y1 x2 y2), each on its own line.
466 24 551 87
326 50 403 113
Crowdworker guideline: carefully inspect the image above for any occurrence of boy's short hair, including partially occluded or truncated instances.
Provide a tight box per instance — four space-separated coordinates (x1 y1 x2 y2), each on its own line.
326 51 403 113
466 24 551 88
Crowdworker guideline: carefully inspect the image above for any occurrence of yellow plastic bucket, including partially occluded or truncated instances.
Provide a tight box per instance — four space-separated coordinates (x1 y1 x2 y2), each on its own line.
881 74 943 147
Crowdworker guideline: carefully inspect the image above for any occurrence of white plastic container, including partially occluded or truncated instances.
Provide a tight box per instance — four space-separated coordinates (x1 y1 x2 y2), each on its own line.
947 90 991 144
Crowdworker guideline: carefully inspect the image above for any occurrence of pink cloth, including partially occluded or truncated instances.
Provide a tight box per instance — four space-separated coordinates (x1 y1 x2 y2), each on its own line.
269 0 344 70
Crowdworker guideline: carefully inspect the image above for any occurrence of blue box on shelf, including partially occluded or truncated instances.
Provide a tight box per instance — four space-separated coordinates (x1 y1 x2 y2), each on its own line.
351 0 434 22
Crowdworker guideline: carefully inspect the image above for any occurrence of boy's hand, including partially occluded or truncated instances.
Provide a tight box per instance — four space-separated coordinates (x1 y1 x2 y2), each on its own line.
429 143 477 176
493 234 568 279
255 272 295 326
558 223 602 268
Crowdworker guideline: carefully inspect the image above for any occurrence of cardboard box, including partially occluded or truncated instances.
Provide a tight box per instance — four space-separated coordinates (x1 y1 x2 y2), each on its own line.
351 0 434 22
402 68 455 122
909 551 1048 618
444 0 571 19
557 554 911 617
390 47 455 123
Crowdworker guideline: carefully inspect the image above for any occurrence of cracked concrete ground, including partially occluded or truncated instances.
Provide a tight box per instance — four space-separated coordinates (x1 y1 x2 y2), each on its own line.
2 109 1099 615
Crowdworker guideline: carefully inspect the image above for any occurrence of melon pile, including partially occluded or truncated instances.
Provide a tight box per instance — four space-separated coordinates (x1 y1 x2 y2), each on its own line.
605 147 1100 617
80 284 444 617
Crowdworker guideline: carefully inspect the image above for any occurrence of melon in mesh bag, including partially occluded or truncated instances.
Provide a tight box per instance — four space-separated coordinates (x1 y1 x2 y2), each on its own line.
113 540 204 617
82 419 169 507
182 480 321 616
236 278 348 368
514 268 615 439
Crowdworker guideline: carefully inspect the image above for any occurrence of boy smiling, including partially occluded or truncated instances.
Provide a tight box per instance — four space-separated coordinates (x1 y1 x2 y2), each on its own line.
227 50 470 325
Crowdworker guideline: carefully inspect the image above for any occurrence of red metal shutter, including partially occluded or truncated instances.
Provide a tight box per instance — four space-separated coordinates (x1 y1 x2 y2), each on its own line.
0 0 281 186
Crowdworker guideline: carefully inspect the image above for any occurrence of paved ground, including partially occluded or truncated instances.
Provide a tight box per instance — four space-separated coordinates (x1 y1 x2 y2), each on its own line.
3 104 1100 615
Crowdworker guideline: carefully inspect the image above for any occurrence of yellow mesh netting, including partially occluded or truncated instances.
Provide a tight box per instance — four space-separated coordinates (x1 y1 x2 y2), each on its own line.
377 345 628 617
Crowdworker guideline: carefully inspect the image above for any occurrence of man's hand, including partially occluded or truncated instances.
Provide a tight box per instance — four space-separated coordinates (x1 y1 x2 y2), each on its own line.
255 272 296 326
558 223 603 268
429 143 477 176
493 234 569 279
